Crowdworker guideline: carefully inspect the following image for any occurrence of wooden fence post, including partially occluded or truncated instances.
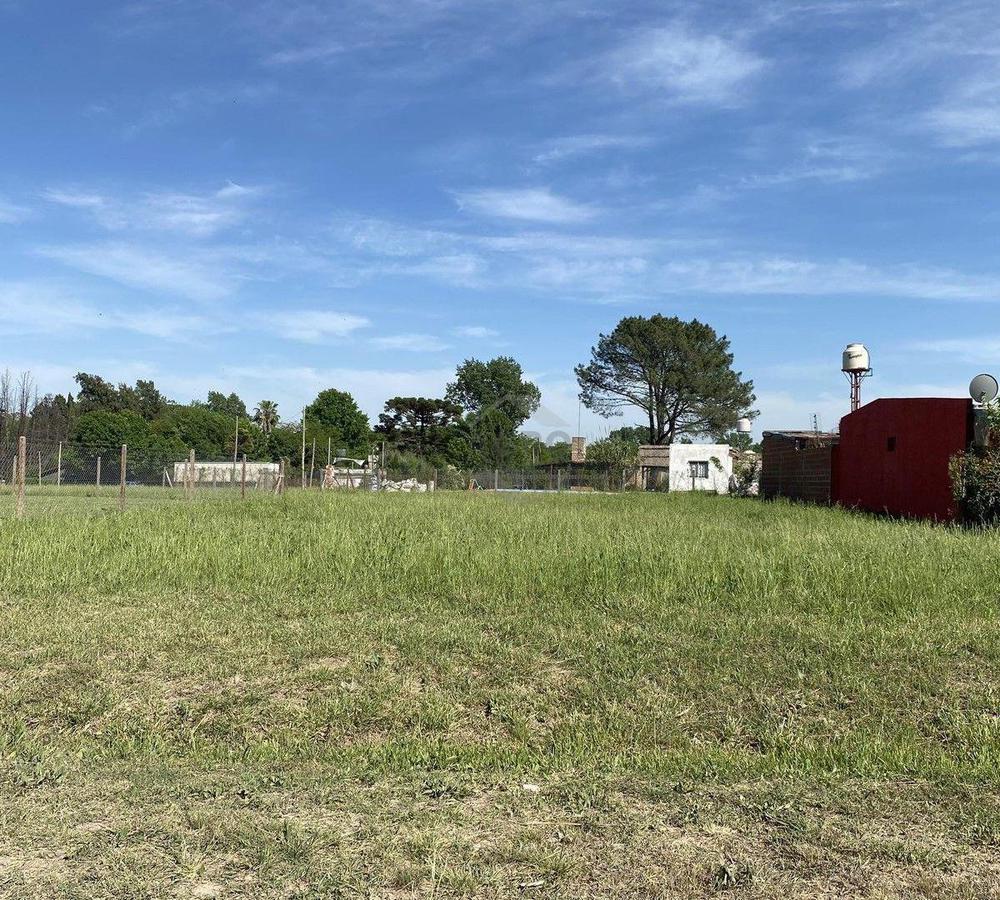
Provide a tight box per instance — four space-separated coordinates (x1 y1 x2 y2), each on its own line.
96 455 102 488
57 442 62 488
241 454 247 500
119 444 127 512
15 435 26 519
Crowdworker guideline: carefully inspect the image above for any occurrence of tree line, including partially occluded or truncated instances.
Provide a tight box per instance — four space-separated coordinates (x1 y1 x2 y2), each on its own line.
4 315 757 474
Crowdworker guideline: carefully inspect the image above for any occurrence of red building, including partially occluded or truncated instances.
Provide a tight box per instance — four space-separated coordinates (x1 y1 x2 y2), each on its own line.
832 398 973 521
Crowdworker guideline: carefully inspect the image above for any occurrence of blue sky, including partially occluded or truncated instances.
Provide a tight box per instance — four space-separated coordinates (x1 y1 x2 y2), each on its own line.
2 0 1000 439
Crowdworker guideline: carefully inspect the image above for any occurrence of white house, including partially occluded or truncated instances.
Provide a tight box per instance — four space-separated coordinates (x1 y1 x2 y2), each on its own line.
638 443 735 493
666 443 734 493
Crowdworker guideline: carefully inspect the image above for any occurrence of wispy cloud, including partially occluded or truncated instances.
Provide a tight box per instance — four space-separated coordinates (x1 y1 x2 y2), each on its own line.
43 182 262 237
371 333 450 352
531 134 653 166
907 335 1000 361
923 78 1000 148
122 82 278 136
0 280 214 339
36 242 234 301
272 310 370 343
454 187 597 224
219 362 456 419
453 325 498 339
598 25 766 105
658 256 1000 301
0 196 30 224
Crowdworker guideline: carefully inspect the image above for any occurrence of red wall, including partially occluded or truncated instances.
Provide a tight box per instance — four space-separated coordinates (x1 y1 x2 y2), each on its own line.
833 398 972 521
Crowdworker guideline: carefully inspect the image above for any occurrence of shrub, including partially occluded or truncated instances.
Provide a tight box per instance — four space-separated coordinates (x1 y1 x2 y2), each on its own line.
951 403 1000 526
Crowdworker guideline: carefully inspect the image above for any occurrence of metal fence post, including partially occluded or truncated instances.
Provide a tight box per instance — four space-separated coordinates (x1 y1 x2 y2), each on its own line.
15 435 26 519
57 442 62 488
187 449 195 500
494 469 499 491
241 453 247 500
37 451 41 486
119 444 127 512
96 455 102 488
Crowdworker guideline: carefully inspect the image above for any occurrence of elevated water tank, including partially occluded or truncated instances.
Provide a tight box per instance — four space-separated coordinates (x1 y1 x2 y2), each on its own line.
842 343 871 373
736 417 752 434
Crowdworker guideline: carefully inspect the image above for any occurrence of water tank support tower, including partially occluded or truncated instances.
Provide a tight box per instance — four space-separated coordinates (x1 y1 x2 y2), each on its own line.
842 343 872 413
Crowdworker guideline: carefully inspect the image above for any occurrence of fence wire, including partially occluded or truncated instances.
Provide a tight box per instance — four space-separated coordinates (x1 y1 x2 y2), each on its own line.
0 436 640 518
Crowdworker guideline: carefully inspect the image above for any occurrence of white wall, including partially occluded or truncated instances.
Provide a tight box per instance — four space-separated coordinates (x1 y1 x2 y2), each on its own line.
667 444 733 493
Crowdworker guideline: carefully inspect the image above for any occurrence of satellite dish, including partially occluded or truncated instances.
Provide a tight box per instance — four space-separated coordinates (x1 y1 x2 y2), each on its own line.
969 373 999 404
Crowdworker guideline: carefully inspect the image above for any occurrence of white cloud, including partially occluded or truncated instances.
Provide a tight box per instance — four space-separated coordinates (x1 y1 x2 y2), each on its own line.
602 26 766 104
266 39 347 66
122 83 279 136
370 333 450 352
0 281 214 339
454 187 597 224
453 325 498 339
273 311 370 343
923 88 1000 148
36 242 233 302
0 196 30 224
220 363 456 421
43 182 261 237
532 134 652 166
908 335 1000 362
657 256 1000 302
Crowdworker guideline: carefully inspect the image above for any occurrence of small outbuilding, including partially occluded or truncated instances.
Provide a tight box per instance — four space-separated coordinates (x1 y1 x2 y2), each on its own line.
638 443 735 493
833 398 972 521
760 431 839 505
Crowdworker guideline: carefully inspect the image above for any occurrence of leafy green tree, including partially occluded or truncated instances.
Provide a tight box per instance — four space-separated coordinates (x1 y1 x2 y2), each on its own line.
468 407 523 468
265 424 302 463
151 406 237 459
253 400 279 434
376 397 463 457
204 390 248 420
446 357 541 428
75 373 124 414
29 393 76 443
575 315 756 445
607 425 649 444
135 380 167 420
305 389 369 448
587 434 641 468
72 410 152 452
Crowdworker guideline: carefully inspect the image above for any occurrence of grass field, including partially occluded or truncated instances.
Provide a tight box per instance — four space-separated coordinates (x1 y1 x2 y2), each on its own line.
2 490 1000 899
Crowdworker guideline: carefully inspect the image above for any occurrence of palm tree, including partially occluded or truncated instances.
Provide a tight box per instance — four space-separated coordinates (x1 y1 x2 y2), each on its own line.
253 400 279 434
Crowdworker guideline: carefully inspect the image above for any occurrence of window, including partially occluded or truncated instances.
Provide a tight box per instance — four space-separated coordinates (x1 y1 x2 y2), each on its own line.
887 436 896 452
689 461 709 479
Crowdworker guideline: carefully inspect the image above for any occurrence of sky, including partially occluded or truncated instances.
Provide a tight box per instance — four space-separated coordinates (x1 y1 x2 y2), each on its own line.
2 0 1000 441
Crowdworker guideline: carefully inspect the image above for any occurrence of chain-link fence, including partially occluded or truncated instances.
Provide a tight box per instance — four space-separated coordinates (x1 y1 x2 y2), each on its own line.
0 436 642 517
468 466 640 492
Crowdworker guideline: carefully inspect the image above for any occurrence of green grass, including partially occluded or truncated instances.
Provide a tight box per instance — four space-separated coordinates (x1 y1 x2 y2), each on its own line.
1 491 999 898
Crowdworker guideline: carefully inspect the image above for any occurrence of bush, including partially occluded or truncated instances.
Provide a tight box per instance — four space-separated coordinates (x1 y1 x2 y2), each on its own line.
950 404 1000 526
951 450 1000 526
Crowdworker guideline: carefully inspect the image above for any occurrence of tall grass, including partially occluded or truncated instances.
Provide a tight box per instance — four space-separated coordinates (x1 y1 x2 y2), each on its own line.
2 491 999 782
